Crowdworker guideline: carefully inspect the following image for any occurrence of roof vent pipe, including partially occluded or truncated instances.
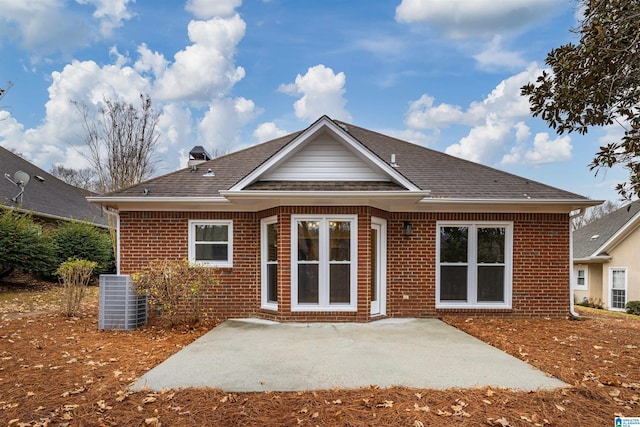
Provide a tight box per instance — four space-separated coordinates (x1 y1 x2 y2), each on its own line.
390 154 398 168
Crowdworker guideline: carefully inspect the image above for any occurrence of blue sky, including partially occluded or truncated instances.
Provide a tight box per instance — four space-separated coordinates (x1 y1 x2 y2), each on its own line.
0 0 626 202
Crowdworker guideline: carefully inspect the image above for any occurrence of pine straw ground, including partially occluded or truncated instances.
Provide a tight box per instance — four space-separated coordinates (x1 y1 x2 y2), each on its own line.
1 284 639 426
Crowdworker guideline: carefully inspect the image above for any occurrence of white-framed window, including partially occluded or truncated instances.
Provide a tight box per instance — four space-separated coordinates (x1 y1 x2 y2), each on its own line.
188 220 233 267
574 266 588 290
291 215 358 311
436 222 513 309
609 267 627 310
261 216 278 310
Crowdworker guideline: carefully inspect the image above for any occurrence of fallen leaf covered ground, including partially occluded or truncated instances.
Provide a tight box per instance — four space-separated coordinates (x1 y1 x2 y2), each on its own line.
1 283 638 426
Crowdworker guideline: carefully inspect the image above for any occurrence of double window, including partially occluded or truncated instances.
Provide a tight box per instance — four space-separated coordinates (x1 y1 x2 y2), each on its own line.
188 220 233 267
436 222 512 308
292 215 357 311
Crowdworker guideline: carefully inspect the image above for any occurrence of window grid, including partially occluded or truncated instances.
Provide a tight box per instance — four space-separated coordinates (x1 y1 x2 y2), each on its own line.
610 268 627 310
291 215 357 312
188 220 233 268
436 222 512 309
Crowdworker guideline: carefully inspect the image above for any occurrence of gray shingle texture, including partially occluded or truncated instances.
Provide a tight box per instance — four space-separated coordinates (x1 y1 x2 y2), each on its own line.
0 146 107 225
105 117 589 202
573 200 640 258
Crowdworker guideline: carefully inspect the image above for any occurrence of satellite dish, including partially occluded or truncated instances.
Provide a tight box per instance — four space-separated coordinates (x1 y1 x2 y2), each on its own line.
3 170 31 204
14 170 30 187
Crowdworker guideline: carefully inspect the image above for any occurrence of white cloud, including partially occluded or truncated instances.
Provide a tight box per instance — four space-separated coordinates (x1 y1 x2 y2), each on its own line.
185 0 242 19
395 0 558 38
514 121 531 143
153 15 246 103
0 0 91 53
473 35 526 71
445 114 512 163
502 132 572 166
134 44 168 77
407 64 542 134
253 122 287 143
156 104 193 156
76 0 135 37
0 4 257 175
0 0 135 55
198 97 261 153
404 63 573 166
405 94 465 129
279 64 351 123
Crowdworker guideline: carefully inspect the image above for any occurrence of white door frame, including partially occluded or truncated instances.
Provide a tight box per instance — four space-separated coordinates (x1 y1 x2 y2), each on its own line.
370 217 387 316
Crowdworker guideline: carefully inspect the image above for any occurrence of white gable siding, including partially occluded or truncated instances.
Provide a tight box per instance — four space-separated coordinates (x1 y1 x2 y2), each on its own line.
262 134 389 181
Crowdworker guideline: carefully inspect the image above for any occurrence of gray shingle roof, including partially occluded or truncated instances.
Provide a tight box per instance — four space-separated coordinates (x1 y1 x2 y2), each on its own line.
0 146 107 226
104 116 590 202
108 131 298 197
339 122 585 200
573 200 640 259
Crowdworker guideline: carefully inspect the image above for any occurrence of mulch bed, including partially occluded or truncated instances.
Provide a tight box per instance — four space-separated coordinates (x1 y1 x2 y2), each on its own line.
0 297 638 426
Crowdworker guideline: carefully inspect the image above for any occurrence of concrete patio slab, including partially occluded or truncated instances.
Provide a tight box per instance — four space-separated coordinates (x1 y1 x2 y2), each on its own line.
132 318 567 392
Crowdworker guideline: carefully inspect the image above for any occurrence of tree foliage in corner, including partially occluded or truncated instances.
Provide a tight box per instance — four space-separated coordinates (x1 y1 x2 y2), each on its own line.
74 94 160 194
521 0 640 200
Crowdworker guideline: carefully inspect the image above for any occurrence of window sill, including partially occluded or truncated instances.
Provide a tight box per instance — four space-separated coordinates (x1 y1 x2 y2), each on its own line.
189 260 233 268
436 303 512 310
261 304 278 312
291 305 358 313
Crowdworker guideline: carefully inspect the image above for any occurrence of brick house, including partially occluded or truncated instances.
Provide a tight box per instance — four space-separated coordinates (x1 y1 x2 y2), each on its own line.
90 116 597 321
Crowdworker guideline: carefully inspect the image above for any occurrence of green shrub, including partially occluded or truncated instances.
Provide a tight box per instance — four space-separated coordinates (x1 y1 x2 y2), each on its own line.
132 259 218 325
626 301 640 316
0 210 55 278
56 259 97 317
51 221 114 275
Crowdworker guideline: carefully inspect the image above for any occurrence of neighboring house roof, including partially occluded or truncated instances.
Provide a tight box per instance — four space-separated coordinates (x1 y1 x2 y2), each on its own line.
90 116 598 213
0 146 107 226
573 200 640 261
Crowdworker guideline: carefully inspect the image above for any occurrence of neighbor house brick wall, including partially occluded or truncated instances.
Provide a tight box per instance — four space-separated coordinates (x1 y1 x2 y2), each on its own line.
118 209 570 322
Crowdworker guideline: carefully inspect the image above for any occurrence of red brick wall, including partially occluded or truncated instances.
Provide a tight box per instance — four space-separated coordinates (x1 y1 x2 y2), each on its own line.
118 209 570 322
385 212 570 318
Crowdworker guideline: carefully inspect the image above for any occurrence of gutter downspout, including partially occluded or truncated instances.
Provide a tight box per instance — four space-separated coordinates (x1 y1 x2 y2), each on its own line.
569 208 586 317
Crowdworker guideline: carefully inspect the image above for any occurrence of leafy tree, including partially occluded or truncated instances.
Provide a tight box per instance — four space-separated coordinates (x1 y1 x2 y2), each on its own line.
521 0 640 200
50 221 114 275
49 165 99 192
0 210 54 278
73 94 160 194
